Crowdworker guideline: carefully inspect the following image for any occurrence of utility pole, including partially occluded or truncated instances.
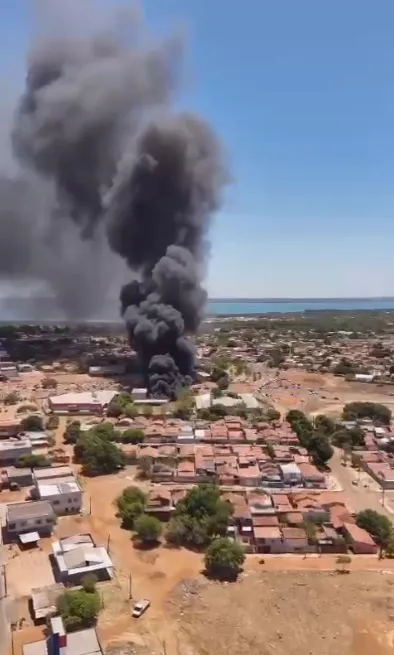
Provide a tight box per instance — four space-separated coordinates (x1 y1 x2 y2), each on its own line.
107 533 111 553
89 496 92 515
128 573 132 600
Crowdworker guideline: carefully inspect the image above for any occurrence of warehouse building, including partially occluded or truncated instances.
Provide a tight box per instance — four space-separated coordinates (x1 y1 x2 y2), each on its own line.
48 390 117 415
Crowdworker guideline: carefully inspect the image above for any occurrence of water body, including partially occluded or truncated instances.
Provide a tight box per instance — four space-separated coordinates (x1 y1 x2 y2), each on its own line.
1 296 394 321
207 298 394 316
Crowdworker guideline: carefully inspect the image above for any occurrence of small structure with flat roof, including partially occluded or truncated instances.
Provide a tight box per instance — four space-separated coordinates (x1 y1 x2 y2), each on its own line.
31 583 65 621
0 438 32 465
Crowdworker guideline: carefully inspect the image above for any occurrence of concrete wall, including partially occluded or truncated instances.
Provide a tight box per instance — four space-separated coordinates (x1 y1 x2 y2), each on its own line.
7 515 54 535
40 491 82 515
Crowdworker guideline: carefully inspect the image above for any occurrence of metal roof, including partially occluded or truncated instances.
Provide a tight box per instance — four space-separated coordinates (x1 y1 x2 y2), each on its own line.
7 500 54 522
19 531 40 544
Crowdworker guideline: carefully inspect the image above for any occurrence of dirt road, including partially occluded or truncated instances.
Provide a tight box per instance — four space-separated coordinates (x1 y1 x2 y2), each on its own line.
330 448 394 519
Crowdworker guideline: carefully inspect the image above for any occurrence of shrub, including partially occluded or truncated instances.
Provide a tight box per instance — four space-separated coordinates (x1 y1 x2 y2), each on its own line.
57 589 100 631
20 414 44 432
204 538 245 580
134 514 162 544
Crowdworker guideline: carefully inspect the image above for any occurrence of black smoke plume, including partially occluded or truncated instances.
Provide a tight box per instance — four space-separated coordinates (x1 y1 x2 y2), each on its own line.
0 4 228 396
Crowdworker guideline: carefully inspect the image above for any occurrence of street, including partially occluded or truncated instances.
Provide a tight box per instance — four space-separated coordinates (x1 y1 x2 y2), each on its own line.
0 503 10 655
330 448 394 520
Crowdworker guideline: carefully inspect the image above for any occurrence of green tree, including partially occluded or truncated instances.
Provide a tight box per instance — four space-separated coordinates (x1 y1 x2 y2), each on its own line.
137 455 154 479
57 589 100 631
285 410 314 448
356 509 392 548
217 375 229 391
342 402 391 425
121 428 144 444
116 486 146 529
308 433 334 467
45 415 59 430
20 414 44 432
134 514 162 544
165 484 232 549
314 414 336 436
64 420 82 444
124 403 138 418
266 407 281 423
16 453 50 468
75 429 126 476
106 401 123 418
333 427 364 449
81 573 98 593
204 537 245 580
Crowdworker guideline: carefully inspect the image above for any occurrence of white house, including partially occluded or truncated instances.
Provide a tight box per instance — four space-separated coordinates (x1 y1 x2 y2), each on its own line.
279 462 303 486
52 534 114 583
33 467 82 515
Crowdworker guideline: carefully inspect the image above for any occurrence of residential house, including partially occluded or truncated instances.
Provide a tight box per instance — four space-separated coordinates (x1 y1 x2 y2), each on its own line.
2 466 33 488
6 500 55 537
298 462 326 488
279 462 303 486
343 522 378 554
291 493 330 523
253 526 283 553
33 468 83 515
260 461 282 487
363 461 394 489
247 492 275 515
0 418 20 439
237 458 260 486
145 488 175 520
0 438 32 465
281 527 312 553
52 533 114 583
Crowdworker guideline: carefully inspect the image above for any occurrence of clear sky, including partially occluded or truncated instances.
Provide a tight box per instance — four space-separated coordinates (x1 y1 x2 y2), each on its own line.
1 0 394 298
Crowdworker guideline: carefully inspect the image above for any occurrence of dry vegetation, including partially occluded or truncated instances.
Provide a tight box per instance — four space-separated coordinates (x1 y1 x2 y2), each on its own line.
168 571 394 655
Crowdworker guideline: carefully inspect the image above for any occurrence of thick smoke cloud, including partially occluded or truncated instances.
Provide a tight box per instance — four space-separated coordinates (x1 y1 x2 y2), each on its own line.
107 114 226 396
0 3 227 396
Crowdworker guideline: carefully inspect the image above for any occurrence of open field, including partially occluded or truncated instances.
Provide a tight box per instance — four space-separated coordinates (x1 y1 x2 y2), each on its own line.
168 570 394 655
5 548 55 597
255 368 394 417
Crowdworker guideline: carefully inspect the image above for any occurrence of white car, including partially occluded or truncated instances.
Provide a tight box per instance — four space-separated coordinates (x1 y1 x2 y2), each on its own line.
132 598 151 618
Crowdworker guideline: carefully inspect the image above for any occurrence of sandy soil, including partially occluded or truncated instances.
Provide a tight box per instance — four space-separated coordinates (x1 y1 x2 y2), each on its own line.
254 368 394 417
168 570 394 655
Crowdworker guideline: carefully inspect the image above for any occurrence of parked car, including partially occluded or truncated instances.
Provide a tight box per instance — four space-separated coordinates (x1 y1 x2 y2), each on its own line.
132 598 150 618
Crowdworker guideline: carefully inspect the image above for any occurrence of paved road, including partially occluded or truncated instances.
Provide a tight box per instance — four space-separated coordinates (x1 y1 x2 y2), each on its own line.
330 448 394 520
0 503 10 655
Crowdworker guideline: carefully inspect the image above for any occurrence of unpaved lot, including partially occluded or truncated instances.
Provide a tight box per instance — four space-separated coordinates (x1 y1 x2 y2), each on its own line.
169 570 394 655
6 548 55 597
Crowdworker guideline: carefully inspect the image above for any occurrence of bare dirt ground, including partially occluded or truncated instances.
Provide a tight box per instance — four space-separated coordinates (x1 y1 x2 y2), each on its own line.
5 548 55 597
255 368 394 417
168 570 394 655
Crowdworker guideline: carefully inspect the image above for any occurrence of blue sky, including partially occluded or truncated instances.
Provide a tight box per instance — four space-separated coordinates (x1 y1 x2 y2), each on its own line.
1 0 394 298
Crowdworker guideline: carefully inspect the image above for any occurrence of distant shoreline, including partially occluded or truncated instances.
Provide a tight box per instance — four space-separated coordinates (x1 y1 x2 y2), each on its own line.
210 297 394 303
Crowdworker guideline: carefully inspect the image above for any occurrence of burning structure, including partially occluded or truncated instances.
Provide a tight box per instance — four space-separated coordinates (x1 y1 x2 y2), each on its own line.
0 6 227 398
